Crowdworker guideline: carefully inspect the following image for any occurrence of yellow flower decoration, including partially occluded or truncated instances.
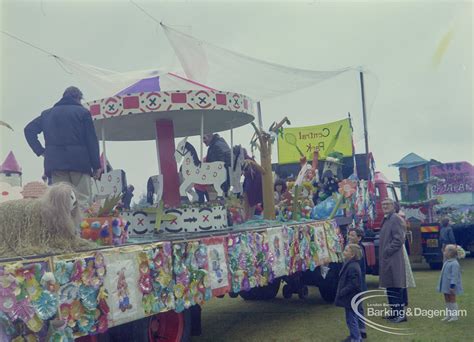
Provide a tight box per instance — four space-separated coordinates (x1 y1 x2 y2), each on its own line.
25 278 42 302
70 300 84 320
25 314 43 333
174 284 185 298
158 274 172 286
98 287 108 300
0 274 16 288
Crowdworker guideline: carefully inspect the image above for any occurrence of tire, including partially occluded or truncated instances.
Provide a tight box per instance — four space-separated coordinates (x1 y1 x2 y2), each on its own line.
317 263 340 303
429 262 443 270
97 318 149 342
239 288 258 300
262 279 281 300
318 283 337 303
240 279 281 300
282 284 293 299
148 311 185 342
298 285 309 299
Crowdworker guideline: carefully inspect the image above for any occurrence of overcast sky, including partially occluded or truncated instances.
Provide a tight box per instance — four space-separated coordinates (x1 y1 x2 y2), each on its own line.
1 0 472 198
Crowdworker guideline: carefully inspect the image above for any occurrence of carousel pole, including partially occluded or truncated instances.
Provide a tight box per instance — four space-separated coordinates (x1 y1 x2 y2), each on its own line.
155 120 180 207
154 130 161 175
200 113 204 160
101 122 107 171
230 127 234 170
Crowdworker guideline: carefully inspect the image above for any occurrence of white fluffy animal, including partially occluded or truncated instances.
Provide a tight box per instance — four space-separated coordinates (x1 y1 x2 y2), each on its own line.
175 138 227 199
0 182 95 257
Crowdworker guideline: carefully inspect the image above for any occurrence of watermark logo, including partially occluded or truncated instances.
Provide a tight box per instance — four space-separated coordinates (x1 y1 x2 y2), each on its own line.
350 290 468 336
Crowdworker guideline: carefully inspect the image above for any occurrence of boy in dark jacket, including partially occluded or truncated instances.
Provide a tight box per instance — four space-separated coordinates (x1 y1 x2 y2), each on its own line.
335 244 363 342
347 228 367 338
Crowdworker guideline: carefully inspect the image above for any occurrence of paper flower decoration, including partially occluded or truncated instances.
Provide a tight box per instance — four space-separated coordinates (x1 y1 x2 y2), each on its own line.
33 290 58 320
79 285 98 311
59 283 79 304
0 311 16 336
77 310 95 334
174 284 185 298
54 261 73 285
25 277 42 302
70 300 84 321
0 293 16 313
25 314 44 333
97 314 108 334
0 273 17 297
48 322 74 342
10 299 35 322
338 179 357 198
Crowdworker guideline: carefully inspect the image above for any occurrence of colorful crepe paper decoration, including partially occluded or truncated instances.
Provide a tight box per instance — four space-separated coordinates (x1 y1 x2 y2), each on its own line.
55 252 109 336
0 262 55 339
0 220 343 340
137 243 175 315
172 242 212 313
227 231 273 293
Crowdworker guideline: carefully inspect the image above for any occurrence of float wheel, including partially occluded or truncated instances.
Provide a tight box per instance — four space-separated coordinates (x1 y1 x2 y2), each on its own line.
148 311 184 342
298 285 309 299
282 284 293 299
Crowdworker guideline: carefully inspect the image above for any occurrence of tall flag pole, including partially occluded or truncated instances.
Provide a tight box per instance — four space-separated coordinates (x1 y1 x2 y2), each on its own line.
359 70 370 175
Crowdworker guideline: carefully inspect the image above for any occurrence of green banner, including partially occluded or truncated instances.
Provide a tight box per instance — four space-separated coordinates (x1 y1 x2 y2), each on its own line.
277 118 353 164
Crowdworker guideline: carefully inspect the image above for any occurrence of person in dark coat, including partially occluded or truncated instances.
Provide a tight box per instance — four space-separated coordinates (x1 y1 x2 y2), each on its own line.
439 217 456 252
203 133 231 195
379 198 407 323
347 228 367 339
242 155 264 220
335 244 363 342
121 185 135 210
24 87 101 210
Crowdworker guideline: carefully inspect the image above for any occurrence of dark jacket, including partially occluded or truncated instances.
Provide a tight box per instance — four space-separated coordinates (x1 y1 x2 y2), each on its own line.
379 213 406 288
24 96 101 177
439 225 456 248
358 242 368 292
206 134 231 167
335 259 362 308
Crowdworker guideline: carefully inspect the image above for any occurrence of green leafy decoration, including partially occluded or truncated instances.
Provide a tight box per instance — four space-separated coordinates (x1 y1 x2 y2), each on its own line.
97 194 122 217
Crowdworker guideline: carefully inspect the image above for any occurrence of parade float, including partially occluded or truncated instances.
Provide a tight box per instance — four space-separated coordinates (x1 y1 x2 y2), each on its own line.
0 73 346 342
0 24 353 341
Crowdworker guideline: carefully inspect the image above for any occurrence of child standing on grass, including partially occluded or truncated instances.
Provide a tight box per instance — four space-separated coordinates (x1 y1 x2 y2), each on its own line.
437 244 464 322
347 228 367 339
335 244 363 342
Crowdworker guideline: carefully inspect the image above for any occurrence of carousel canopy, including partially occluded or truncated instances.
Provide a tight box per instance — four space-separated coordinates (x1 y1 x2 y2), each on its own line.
56 25 352 141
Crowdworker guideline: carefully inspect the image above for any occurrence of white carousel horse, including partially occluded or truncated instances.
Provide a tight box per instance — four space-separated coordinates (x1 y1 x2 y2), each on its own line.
175 138 227 199
230 145 245 194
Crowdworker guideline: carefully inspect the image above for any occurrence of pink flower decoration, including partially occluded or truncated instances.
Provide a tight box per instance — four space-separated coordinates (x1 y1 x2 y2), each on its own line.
10 299 35 322
338 179 357 198
0 293 16 313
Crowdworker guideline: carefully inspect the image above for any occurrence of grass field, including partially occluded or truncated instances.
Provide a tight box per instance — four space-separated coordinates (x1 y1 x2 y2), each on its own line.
193 258 473 342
